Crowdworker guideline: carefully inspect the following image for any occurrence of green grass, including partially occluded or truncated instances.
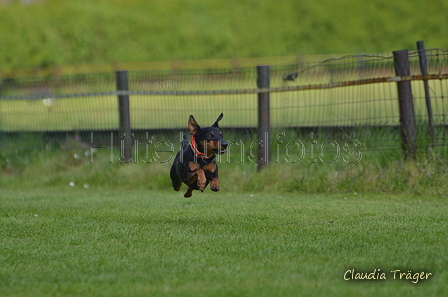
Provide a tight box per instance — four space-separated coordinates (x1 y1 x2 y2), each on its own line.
1 0 448 71
2 131 448 194
1 132 447 296
1 188 447 297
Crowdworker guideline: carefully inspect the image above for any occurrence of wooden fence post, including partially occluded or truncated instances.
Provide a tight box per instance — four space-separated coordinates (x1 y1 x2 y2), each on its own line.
393 50 417 159
116 70 132 163
257 65 270 171
416 40 436 146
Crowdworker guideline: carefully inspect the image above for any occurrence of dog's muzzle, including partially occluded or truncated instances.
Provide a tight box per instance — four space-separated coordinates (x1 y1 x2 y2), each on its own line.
214 141 228 155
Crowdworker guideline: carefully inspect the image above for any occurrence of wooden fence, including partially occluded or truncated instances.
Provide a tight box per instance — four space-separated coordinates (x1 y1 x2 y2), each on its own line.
1 42 448 166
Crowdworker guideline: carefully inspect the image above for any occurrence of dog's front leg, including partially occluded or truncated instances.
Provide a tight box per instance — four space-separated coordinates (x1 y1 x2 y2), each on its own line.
188 162 206 191
210 177 220 191
184 168 206 198
195 168 206 191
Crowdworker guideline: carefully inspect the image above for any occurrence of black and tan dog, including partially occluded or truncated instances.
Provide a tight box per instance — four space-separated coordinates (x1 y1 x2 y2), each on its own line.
170 113 228 198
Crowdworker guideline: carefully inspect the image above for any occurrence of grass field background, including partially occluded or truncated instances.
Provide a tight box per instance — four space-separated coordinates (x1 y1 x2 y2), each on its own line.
1 117 448 297
2 0 447 72
1 188 447 297
2 1 447 295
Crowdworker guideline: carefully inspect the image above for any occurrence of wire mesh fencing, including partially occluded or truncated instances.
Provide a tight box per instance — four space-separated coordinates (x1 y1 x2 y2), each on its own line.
1 48 447 154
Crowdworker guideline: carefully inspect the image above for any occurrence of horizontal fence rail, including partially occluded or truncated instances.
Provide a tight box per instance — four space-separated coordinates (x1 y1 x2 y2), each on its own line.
1 73 448 99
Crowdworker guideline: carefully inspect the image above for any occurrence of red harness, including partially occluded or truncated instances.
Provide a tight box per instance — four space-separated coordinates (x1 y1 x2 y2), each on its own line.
190 135 213 159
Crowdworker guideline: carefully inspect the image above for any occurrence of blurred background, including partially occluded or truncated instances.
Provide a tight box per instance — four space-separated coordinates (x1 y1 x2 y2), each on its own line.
1 0 448 192
1 0 447 75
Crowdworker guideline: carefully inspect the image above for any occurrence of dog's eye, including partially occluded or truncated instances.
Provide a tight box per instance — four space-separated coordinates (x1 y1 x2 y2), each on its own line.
207 134 213 139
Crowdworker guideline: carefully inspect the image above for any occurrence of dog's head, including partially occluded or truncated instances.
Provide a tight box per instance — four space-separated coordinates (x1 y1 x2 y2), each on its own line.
188 113 228 156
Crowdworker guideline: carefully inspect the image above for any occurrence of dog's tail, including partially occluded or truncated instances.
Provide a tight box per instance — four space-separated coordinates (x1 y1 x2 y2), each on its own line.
181 134 188 149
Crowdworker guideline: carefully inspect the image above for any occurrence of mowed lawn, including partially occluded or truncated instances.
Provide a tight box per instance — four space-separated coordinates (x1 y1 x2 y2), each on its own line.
1 188 447 297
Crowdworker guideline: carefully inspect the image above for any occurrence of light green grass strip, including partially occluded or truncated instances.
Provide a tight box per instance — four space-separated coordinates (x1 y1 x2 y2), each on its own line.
1 79 446 131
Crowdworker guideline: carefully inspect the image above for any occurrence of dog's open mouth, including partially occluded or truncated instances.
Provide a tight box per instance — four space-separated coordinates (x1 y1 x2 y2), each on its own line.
213 149 227 155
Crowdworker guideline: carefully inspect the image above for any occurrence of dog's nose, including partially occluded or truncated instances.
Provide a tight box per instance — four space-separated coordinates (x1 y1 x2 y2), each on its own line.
221 141 228 149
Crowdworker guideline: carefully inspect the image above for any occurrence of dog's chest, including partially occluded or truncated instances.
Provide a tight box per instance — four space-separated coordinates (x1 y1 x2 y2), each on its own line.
188 158 217 173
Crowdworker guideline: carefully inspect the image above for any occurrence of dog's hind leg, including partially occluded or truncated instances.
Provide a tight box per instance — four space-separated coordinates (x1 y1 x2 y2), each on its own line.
170 163 182 191
184 187 194 198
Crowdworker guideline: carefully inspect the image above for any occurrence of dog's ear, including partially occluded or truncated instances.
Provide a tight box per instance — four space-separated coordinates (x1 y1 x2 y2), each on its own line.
212 113 224 128
188 115 200 135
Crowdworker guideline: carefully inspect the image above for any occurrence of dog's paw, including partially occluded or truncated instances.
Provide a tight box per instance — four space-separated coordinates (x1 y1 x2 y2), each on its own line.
210 178 220 192
198 180 206 191
184 187 193 198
